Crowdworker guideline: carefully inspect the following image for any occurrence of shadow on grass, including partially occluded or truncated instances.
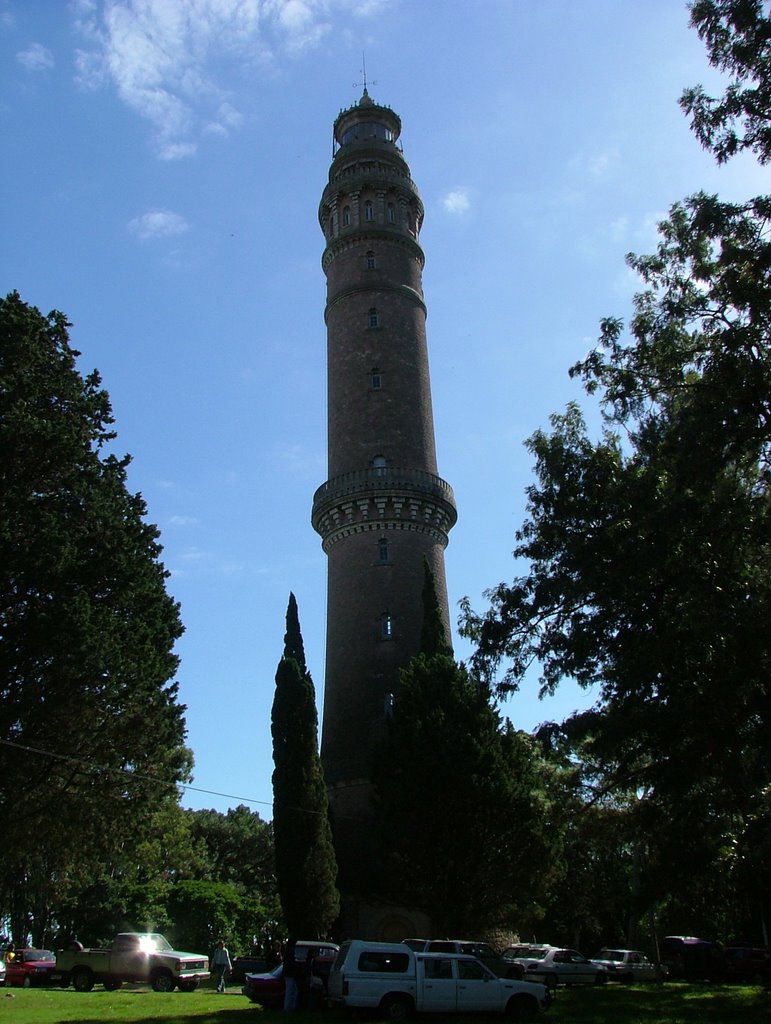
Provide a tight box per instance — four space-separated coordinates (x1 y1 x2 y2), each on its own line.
547 981 771 1023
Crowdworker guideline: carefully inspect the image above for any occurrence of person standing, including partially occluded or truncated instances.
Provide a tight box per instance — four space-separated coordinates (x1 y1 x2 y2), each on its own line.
212 939 232 993
282 937 298 1010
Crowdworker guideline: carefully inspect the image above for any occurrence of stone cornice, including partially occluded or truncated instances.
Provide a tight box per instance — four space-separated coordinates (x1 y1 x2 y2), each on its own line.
312 467 457 552
321 230 425 274
324 280 426 322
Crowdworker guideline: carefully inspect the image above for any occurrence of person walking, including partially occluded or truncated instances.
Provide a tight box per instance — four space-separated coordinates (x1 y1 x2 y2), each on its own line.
212 939 232 993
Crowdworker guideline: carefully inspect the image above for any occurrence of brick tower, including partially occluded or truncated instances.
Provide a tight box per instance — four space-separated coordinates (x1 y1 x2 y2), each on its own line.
312 89 456 935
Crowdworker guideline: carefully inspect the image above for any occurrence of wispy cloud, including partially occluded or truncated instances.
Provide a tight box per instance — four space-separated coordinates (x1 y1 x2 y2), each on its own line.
169 514 200 527
17 42 54 71
442 188 470 215
128 209 189 240
72 0 384 159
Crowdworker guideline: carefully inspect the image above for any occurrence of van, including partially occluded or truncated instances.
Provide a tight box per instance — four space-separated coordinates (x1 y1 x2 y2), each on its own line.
328 940 551 1021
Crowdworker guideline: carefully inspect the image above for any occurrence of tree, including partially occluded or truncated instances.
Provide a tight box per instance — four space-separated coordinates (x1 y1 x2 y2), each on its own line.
0 292 189 943
420 558 452 657
461 5 771 941
187 805 276 895
462 267 771 931
373 652 558 935
681 0 771 164
271 594 339 936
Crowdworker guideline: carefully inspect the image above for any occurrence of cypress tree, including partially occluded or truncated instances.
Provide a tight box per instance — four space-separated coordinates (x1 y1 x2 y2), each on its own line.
271 594 339 935
420 558 453 657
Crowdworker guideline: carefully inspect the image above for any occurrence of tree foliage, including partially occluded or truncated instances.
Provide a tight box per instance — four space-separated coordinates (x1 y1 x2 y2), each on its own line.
681 0 771 164
0 292 189 943
461 6 771 942
420 558 452 657
271 594 339 936
374 653 558 935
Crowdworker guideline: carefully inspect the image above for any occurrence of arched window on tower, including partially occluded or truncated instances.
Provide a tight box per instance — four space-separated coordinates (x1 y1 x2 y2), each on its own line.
364 200 374 222
373 455 387 476
378 537 389 562
387 202 396 224
371 367 382 390
366 250 376 270
368 307 379 328
343 205 351 226
380 613 394 640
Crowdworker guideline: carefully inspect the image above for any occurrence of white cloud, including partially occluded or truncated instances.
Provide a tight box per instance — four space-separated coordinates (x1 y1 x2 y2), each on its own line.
442 188 470 215
169 514 199 527
72 0 382 157
17 42 54 71
128 209 189 240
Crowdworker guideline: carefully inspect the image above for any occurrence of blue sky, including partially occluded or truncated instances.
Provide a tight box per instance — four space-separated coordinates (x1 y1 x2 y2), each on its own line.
1 1 763 817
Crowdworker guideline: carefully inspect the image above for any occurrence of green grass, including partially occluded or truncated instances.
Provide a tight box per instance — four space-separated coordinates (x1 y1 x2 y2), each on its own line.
0 982 768 1024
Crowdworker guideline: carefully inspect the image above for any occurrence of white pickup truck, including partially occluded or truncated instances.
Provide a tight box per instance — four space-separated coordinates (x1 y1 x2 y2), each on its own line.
56 932 210 992
328 941 551 1022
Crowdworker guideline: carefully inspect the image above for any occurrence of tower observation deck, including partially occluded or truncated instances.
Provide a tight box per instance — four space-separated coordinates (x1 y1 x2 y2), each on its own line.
313 90 456 920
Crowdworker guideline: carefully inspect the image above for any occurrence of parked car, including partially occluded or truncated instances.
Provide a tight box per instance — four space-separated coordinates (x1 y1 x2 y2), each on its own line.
404 939 524 979
56 932 210 992
590 949 665 982
243 941 339 1008
329 940 551 1020
660 935 723 981
723 946 771 984
230 953 268 983
5 949 59 987
502 945 608 989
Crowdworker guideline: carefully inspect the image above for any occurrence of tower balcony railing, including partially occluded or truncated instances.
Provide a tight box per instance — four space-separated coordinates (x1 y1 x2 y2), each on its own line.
312 465 456 519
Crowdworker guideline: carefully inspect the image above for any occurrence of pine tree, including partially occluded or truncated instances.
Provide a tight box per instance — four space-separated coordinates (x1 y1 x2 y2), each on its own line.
271 594 339 935
0 292 189 942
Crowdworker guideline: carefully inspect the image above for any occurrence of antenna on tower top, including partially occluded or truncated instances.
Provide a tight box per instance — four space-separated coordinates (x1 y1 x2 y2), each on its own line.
354 53 376 96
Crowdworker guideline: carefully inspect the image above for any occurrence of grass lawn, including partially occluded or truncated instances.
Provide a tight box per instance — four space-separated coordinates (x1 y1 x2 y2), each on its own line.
0 981 768 1024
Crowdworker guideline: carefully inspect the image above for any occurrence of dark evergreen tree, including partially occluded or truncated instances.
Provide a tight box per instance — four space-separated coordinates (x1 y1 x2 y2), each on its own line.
419 558 452 657
374 652 558 935
0 292 189 944
271 594 339 936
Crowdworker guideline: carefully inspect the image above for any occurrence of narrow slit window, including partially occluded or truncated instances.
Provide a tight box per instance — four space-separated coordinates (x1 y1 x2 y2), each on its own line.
368 308 379 328
364 200 374 222
366 251 376 270
378 537 389 562
373 455 387 476
380 613 393 640
371 367 382 389
387 203 396 224
343 206 351 226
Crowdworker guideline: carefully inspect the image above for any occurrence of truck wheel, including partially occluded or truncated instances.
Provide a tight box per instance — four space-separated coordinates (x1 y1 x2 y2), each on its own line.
379 995 413 1023
103 979 123 991
506 994 539 1022
71 967 95 992
151 969 176 992
178 979 199 992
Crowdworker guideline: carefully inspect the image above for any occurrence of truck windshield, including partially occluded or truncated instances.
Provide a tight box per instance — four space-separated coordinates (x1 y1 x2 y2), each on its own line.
138 934 172 953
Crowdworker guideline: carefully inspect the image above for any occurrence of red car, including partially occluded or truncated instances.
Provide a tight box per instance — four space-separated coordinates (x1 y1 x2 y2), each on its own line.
6 949 59 987
243 942 339 1008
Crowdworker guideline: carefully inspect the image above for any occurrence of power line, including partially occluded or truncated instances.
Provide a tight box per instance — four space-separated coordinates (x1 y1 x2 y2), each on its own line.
0 736 273 810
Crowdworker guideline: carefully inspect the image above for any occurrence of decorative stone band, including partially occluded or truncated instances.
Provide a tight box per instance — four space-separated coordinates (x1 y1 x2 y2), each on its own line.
321 230 425 275
312 466 457 552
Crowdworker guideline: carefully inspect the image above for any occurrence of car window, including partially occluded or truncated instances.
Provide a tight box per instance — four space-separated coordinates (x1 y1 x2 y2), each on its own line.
457 959 487 981
356 951 410 973
424 958 454 980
